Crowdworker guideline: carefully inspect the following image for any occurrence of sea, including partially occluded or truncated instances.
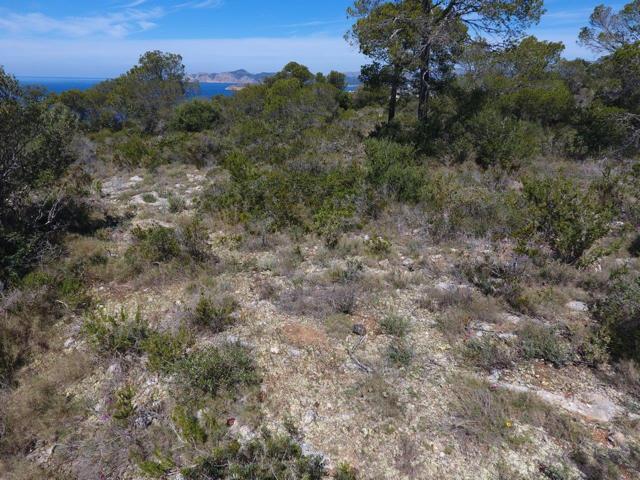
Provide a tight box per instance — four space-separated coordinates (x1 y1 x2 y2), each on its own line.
16 76 359 97
16 76 238 97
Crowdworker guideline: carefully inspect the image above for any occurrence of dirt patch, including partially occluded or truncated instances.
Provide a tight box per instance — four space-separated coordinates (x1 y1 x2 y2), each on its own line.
281 322 330 349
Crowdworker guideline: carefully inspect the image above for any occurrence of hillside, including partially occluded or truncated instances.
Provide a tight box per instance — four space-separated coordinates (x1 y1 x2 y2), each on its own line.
187 69 274 84
2 2 640 479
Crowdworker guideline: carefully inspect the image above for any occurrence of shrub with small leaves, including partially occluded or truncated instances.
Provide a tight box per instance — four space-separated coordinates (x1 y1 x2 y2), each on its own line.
112 385 135 424
142 328 192 372
518 322 570 367
181 429 325 480
175 342 259 396
83 307 149 354
172 405 207 444
334 463 358 480
192 295 239 332
130 225 181 262
387 340 414 367
593 273 640 364
380 314 410 337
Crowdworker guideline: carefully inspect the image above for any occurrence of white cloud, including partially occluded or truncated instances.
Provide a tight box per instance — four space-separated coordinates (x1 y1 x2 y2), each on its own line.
0 8 164 38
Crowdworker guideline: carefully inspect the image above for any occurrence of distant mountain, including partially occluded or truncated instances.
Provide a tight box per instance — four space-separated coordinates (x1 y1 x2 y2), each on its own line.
187 69 274 85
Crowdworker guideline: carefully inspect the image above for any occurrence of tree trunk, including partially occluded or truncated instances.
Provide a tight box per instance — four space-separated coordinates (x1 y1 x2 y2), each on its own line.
418 0 433 122
417 47 431 122
388 67 401 123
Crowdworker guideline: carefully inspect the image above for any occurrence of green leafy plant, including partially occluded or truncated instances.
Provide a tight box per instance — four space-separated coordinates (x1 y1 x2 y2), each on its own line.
192 295 239 332
83 307 149 354
175 342 259 396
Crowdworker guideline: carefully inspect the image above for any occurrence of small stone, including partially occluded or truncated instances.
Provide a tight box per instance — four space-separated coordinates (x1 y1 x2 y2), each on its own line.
402 257 415 271
226 418 236 427
566 301 589 312
134 412 153 429
352 324 367 336
270 346 280 354
608 431 627 448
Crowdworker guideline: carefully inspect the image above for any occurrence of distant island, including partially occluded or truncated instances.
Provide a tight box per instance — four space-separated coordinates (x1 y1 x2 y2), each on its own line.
187 69 273 85
188 69 362 87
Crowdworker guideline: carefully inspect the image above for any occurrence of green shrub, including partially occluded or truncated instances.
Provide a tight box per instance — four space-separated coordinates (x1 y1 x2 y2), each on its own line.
130 225 181 262
176 343 259 396
83 307 149 354
114 134 153 167
379 314 410 337
518 322 570 367
142 193 157 203
365 236 392 256
520 176 612 264
387 340 414 366
470 109 540 171
465 337 515 371
168 195 187 213
179 217 211 261
170 99 219 132
593 273 640 364
181 429 325 480
172 405 207 444
137 451 176 478
334 463 358 480
364 139 423 202
192 295 239 332
112 385 135 424
142 329 192 372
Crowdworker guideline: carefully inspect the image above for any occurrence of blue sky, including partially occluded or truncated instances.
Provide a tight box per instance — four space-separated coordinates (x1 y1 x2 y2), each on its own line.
0 0 626 77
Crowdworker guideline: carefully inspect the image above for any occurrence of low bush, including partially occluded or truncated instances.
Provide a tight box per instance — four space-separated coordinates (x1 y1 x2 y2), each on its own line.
170 99 219 132
365 138 423 202
112 385 136 425
142 328 192 372
175 342 259 396
379 314 410 337
465 337 515 371
172 405 208 444
387 340 414 367
181 429 325 480
593 273 640 364
191 294 239 332
519 176 612 264
518 322 571 367
129 224 181 263
179 217 211 262
470 108 540 171
83 307 149 354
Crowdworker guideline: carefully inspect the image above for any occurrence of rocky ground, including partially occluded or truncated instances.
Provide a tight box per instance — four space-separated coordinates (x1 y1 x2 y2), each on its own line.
6 163 640 480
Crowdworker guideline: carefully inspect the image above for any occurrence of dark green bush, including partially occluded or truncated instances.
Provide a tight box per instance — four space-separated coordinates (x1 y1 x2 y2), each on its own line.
175 342 259 396
520 177 612 263
170 99 220 132
593 273 640 364
364 139 423 202
470 108 540 171
0 67 86 284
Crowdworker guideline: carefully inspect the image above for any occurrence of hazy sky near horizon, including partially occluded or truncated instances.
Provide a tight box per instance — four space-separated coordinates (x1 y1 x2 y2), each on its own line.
0 0 626 77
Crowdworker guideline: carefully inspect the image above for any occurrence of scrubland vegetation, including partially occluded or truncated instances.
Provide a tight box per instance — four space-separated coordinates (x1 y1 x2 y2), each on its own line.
2 1 640 478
